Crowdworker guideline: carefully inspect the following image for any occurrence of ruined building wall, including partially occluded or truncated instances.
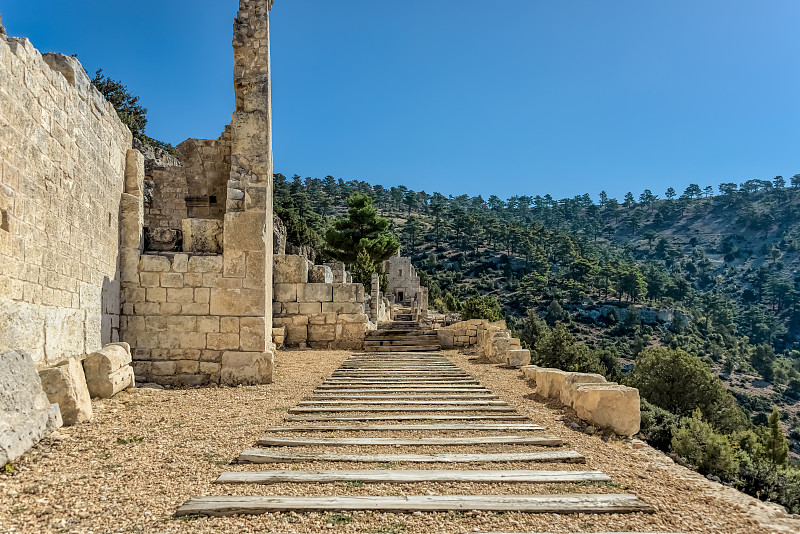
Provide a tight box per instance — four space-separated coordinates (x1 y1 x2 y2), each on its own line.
0 30 135 365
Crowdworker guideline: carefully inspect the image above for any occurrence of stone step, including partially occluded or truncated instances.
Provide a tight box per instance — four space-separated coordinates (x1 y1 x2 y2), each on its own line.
215 469 609 485
306 394 500 400
295 400 510 406
360 345 442 352
285 414 530 422
237 449 586 464
287 405 516 413
263 424 545 432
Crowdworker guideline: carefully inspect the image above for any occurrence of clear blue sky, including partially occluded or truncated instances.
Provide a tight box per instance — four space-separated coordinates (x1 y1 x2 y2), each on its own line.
2 0 799 200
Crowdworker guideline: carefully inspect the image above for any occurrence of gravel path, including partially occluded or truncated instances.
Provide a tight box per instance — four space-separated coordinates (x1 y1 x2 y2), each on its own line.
1 349 797 534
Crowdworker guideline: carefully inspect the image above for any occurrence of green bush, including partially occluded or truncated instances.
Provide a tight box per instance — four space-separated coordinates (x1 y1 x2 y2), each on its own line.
671 410 739 479
639 399 681 451
461 295 502 322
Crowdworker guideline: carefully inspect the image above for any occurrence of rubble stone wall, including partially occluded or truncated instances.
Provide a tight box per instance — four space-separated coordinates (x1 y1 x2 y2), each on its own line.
0 30 134 365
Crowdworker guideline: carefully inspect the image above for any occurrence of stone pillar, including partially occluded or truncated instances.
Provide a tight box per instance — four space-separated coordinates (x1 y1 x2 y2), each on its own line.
219 0 275 385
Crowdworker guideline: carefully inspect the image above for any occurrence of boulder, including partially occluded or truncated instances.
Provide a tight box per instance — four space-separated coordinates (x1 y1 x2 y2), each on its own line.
559 372 607 407
505 349 531 368
83 343 135 399
1 351 62 466
38 358 92 426
534 368 569 399
573 384 641 437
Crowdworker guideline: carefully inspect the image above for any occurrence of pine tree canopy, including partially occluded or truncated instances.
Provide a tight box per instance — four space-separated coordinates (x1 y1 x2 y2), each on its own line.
324 193 400 265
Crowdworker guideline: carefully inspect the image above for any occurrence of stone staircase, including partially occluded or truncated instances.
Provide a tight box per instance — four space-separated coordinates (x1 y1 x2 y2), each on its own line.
175 351 656 518
363 308 441 352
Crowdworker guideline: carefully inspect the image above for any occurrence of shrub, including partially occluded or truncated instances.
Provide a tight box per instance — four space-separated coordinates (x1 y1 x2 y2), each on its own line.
671 410 739 479
461 295 502 322
639 399 681 451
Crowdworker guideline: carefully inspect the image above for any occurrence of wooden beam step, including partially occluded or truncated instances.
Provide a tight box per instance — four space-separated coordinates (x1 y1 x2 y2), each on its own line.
314 389 491 394
265 424 545 432
255 436 562 447
324 378 477 382
215 469 609 485
286 414 529 422
287 405 516 413
175 493 652 517
296 400 509 406
362 346 442 352
307 394 500 400
237 449 585 464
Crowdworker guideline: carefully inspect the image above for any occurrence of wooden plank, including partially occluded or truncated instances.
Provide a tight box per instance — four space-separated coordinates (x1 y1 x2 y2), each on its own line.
297 400 509 406
285 414 529 422
215 469 610 485
287 405 516 413
175 493 652 517
315 386 487 391
307 394 500 400
265 424 544 432
237 449 585 464
324 378 478 383
255 436 562 447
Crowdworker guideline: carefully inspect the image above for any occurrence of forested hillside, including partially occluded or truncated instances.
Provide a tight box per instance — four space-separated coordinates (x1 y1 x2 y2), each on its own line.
275 172 800 511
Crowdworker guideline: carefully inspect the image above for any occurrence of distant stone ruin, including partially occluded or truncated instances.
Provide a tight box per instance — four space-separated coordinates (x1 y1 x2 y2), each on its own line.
384 256 429 320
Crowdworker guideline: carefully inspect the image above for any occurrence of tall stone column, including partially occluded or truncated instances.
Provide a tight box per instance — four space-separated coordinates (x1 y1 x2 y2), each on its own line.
218 0 275 384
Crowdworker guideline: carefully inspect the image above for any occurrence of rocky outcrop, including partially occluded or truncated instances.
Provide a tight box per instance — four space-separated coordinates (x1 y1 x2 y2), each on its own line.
0 350 62 466
133 137 181 176
39 358 93 426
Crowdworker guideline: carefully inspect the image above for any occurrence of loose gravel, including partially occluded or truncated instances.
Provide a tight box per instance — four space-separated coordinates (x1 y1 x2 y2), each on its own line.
0 349 798 534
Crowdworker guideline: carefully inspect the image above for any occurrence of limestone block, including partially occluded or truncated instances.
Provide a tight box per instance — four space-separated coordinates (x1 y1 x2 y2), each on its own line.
182 219 223 254
285 325 308 346
437 330 455 349
83 343 135 399
322 302 364 314
336 313 369 324
145 228 181 252
308 325 336 342
309 265 333 284
299 302 322 315
534 368 569 399
272 327 285 347
223 211 267 253
124 149 145 195
38 358 92 426
324 262 346 283
521 365 539 380
504 349 531 368
273 255 308 284
273 283 298 303
333 283 361 303
221 351 273 385
240 317 266 352
0 350 62 466
338 323 367 341
573 384 641 437
188 255 223 273
488 332 512 364
300 283 333 303
559 372 607 408
210 288 265 316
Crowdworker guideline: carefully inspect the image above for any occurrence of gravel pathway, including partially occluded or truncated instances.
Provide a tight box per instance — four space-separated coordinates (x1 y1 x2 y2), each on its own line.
1 349 797 533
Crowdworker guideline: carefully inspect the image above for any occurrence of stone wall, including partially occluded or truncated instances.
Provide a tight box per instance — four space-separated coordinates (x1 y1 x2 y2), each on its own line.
438 319 531 367
273 255 370 350
0 28 134 365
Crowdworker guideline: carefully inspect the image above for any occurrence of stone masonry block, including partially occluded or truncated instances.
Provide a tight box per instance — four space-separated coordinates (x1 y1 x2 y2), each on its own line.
140 255 171 272
332 283 359 303
38 358 92 426
322 302 364 314
300 283 333 303
182 218 223 254
240 317 266 352
221 351 273 386
573 384 641 437
273 283 298 303
223 211 266 253
188 255 223 273
299 302 322 315
210 288 265 316
309 265 333 283
83 343 134 399
273 255 309 284
308 324 336 342
560 372 608 408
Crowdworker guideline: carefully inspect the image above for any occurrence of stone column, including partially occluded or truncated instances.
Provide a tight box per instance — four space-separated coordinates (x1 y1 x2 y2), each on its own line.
218 0 275 385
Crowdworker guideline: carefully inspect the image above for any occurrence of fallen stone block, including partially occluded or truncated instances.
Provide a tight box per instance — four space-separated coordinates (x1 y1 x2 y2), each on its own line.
309 265 334 283
559 372 607 407
39 358 93 426
504 349 530 368
273 255 309 284
83 343 135 399
534 368 569 399
1 351 62 466
573 384 641 437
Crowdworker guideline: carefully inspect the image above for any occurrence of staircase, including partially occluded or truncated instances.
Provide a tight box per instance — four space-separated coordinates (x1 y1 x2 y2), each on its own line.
364 307 441 352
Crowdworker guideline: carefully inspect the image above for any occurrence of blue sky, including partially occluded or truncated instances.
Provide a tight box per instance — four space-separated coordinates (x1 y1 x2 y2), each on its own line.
2 0 799 200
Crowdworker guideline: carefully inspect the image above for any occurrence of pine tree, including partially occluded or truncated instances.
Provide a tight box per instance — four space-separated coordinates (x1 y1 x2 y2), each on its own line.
324 193 400 267
765 408 789 466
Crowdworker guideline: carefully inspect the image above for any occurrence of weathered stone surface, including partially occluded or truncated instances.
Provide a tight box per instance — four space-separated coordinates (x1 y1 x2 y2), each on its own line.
84 343 135 399
573 384 641 437
521 365 539 380
273 215 287 255
0 351 62 466
437 329 455 348
39 358 93 426
534 368 569 399
504 349 531 368
560 372 607 407
309 265 333 284
299 283 333 303
322 302 364 314
220 351 273 385
182 219 223 253
273 255 309 284
324 262 346 283
273 283 298 303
